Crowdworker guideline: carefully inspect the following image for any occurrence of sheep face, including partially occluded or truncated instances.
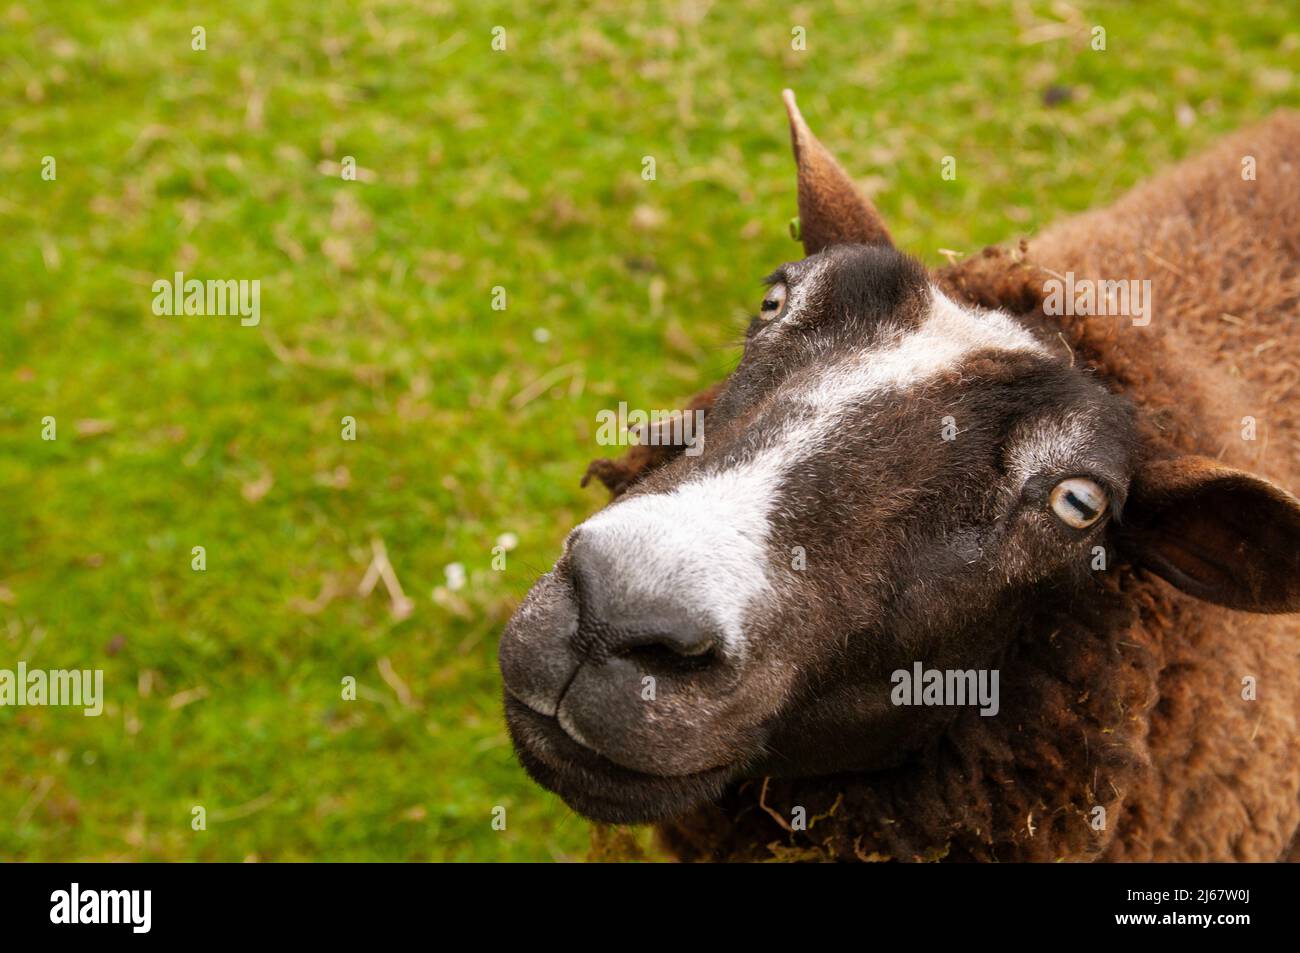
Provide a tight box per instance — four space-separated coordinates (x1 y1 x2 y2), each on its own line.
500 93 1300 826
500 238 1142 823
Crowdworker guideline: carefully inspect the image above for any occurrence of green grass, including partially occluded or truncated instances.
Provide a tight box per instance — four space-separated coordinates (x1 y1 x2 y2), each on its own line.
0 0 1295 860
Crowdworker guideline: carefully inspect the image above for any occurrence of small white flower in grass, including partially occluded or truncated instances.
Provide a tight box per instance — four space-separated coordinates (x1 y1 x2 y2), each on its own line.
533 327 551 343
445 563 467 591
495 532 518 552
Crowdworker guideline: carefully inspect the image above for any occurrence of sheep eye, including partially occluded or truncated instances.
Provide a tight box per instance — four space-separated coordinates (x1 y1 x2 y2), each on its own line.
760 282 788 321
1049 477 1108 529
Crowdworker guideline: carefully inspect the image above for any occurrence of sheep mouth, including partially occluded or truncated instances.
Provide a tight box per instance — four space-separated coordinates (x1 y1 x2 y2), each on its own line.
503 693 736 824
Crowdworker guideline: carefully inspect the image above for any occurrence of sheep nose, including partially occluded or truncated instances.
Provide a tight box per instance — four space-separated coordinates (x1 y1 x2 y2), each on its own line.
501 522 749 777
567 530 722 666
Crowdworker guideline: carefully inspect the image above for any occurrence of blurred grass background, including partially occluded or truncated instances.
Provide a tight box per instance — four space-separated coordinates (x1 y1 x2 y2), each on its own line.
0 0 1295 860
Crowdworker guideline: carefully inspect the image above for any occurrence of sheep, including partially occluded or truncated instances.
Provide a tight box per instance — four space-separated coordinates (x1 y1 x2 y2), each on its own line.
500 92 1300 862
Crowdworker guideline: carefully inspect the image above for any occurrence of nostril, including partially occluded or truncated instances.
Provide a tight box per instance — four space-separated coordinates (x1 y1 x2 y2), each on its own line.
619 631 719 674
665 635 715 657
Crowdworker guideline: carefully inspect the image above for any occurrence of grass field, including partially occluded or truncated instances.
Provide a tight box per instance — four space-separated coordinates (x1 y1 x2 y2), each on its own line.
1 0 1296 861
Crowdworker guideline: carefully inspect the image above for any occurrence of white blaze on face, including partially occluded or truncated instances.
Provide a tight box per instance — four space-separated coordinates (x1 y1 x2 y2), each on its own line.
574 287 1049 654
577 467 779 655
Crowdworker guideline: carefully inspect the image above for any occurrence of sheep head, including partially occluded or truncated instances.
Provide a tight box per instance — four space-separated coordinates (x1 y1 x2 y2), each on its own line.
499 92 1300 826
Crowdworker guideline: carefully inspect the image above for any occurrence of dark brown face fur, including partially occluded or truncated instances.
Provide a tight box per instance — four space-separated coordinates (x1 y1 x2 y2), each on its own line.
501 243 1139 823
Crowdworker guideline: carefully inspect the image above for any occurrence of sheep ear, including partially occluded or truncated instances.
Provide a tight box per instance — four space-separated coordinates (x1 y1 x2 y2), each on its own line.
1121 456 1300 613
783 89 892 256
